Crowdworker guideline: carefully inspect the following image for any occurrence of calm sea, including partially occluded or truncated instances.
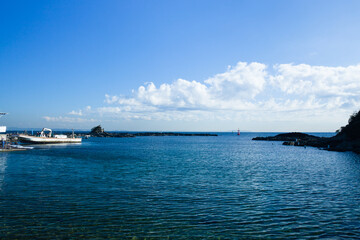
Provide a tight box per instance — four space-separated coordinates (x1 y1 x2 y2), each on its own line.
1 132 360 239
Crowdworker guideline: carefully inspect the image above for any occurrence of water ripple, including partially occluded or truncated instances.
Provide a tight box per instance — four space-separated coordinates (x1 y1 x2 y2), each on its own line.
1 133 360 239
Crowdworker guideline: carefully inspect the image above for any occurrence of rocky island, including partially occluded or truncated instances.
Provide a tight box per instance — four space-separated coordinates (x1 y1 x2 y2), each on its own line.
253 110 360 153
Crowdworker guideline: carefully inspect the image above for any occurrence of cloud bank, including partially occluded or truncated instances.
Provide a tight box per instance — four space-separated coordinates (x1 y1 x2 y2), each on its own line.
44 61 360 131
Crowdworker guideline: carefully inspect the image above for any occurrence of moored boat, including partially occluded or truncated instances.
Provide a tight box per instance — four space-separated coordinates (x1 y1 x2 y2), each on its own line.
18 128 82 144
0 113 7 141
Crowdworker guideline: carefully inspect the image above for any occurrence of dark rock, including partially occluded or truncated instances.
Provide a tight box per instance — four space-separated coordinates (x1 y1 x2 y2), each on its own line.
88 125 135 137
90 125 104 134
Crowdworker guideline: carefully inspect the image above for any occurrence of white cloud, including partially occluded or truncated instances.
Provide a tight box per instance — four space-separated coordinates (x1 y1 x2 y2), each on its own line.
68 106 93 116
105 62 267 114
271 63 360 98
205 62 267 99
43 116 97 123
105 94 119 104
43 61 360 131
68 110 83 116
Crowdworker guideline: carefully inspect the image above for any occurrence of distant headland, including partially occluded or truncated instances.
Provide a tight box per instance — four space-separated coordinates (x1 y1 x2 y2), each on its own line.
253 110 360 153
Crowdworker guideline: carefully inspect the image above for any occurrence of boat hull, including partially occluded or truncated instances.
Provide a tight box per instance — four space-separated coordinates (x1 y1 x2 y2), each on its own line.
18 135 82 144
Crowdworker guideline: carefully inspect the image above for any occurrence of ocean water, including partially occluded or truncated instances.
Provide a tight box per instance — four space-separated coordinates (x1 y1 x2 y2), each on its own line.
1 132 360 239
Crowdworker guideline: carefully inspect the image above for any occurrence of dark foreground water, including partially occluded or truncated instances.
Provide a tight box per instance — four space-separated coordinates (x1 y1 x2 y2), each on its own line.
1 132 360 239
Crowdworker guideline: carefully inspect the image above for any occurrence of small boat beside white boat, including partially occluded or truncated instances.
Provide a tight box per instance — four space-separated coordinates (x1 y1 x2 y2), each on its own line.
18 128 82 144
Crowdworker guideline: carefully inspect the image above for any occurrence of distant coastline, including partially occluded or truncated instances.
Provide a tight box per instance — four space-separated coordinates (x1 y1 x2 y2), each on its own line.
253 110 360 154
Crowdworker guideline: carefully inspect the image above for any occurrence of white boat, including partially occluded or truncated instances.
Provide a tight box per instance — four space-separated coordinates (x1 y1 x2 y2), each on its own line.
0 113 7 142
18 128 82 144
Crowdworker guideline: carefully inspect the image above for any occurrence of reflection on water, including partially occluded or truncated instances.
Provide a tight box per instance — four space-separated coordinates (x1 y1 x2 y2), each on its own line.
0 154 7 191
26 143 82 149
1 133 360 239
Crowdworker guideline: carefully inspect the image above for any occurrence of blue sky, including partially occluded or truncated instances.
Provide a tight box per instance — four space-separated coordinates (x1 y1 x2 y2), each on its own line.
1 0 360 131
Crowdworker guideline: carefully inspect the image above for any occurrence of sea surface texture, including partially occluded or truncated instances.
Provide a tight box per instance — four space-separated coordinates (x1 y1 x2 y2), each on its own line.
1 132 360 239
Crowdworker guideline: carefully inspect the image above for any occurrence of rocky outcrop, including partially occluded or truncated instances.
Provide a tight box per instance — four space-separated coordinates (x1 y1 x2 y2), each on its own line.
90 125 104 134
89 125 134 137
253 132 320 142
253 132 332 148
89 126 134 137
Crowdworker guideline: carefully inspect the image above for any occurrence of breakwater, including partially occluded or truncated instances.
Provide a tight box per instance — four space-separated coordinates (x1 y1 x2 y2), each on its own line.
84 125 217 138
89 132 218 138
